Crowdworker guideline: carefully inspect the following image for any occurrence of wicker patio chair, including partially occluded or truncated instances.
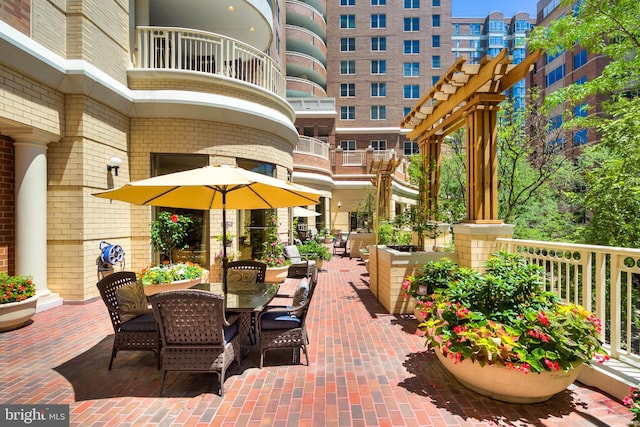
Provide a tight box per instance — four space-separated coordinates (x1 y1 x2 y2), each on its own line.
257 278 315 368
226 260 267 343
149 289 241 397
333 232 350 256
283 245 317 284
96 271 160 370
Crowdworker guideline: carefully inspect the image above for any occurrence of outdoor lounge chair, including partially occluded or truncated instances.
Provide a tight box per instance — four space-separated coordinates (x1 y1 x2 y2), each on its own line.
283 245 317 284
96 271 161 370
149 289 241 397
333 232 349 256
257 278 315 368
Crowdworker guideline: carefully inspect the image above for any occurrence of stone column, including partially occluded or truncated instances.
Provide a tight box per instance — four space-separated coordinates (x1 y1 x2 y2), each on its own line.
14 134 61 311
453 223 514 271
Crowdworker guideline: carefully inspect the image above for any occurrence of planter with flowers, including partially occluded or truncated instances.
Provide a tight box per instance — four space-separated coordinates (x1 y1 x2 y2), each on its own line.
416 251 608 403
0 272 38 332
137 262 207 296
258 210 290 283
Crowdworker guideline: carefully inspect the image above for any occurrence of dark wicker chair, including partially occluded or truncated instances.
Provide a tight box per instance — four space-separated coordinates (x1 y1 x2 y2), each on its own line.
333 232 350 256
149 289 241 397
257 278 315 368
96 271 160 370
283 245 317 284
226 260 267 343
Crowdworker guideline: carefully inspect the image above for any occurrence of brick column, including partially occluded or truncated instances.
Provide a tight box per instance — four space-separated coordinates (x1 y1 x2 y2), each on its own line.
453 223 514 271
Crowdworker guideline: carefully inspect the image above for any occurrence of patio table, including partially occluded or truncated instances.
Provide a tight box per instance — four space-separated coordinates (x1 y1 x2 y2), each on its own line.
191 282 279 347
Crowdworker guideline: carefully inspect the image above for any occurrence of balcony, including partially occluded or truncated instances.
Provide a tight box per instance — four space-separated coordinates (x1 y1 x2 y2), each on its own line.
134 26 286 97
295 135 329 159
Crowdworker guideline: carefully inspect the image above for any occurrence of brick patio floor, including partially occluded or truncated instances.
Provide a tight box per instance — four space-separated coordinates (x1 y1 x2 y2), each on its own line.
0 254 634 426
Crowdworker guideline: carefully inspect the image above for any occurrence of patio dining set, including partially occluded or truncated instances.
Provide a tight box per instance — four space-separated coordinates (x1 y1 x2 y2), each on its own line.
96 259 318 397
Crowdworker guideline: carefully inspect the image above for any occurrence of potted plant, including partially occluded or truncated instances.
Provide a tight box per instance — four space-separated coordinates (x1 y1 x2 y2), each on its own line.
416 251 609 403
137 261 207 295
0 272 38 332
297 239 332 271
150 211 193 263
257 210 289 283
216 232 234 247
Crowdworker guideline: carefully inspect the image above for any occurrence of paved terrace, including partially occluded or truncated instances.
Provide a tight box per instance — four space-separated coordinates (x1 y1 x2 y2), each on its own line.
0 254 634 426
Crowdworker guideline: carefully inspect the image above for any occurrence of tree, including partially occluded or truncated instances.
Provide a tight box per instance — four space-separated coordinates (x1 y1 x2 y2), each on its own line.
529 0 640 246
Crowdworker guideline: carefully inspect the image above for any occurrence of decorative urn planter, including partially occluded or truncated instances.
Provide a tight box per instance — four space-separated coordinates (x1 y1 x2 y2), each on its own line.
435 350 582 403
265 265 289 284
0 294 39 332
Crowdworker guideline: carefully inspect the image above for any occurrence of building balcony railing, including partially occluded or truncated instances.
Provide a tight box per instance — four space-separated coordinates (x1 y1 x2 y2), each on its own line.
135 26 286 97
295 136 329 159
498 238 640 367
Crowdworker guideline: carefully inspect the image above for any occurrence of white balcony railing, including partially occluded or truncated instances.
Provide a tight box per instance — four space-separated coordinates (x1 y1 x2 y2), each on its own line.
343 151 366 166
497 238 640 367
295 136 329 159
135 26 286 97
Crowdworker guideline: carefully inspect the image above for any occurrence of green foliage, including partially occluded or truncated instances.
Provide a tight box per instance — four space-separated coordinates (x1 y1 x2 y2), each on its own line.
377 221 412 245
401 258 475 303
418 251 609 374
297 239 332 261
0 272 36 304
137 262 205 285
258 210 287 267
150 212 193 262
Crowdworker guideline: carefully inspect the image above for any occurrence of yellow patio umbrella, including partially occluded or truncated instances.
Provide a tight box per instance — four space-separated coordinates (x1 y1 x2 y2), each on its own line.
93 165 322 285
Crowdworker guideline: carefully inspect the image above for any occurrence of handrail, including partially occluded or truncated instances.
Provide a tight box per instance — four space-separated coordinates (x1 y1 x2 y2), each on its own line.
135 26 286 97
295 136 329 159
497 238 640 367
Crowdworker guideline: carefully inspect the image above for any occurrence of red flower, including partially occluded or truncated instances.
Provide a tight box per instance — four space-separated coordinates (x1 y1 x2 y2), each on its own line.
170 214 178 223
537 312 550 327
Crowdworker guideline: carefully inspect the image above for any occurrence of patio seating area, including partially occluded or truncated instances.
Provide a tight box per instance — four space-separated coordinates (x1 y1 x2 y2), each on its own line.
0 254 634 426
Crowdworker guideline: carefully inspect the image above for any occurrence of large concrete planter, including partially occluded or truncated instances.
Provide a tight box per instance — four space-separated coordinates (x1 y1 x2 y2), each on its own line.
143 270 208 296
265 265 289 283
435 350 582 403
368 245 456 314
0 294 39 332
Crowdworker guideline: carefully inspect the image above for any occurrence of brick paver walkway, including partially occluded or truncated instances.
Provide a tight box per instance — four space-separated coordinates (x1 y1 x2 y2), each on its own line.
0 254 634 426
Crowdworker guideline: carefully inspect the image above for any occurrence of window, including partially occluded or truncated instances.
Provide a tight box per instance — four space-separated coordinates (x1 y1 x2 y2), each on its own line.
403 107 412 116
371 37 387 51
370 106 386 120
371 60 386 74
574 103 588 118
515 20 529 32
574 49 587 69
340 106 355 120
340 140 356 150
340 38 356 51
403 84 420 99
371 140 387 150
371 0 386 4
371 14 386 28
575 75 587 84
545 64 566 86
404 17 419 32
432 35 440 48
340 15 355 28
488 20 503 32
371 82 387 97
340 83 355 97
403 62 420 76
404 0 419 8
432 15 440 27
432 0 440 5
573 129 588 145
404 141 419 155
341 0 355 4
470 23 481 35
340 60 355 74
432 55 441 69
404 40 420 54
431 75 440 86
489 37 503 47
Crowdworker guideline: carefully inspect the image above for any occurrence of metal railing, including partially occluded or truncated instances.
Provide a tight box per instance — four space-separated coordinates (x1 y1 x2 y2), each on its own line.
295 136 329 159
135 26 286 97
497 238 640 366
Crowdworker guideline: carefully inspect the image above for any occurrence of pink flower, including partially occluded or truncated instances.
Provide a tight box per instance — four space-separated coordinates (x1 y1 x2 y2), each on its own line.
170 214 178 222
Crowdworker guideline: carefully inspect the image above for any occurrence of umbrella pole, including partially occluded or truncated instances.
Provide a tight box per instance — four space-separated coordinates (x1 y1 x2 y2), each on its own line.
222 193 228 293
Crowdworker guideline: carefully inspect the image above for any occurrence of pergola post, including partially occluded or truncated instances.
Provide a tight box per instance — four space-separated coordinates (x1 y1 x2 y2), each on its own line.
418 137 441 219
465 94 504 223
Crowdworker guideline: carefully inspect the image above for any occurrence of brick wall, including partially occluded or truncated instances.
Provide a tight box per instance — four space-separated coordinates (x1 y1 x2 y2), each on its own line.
0 135 15 274
0 0 30 36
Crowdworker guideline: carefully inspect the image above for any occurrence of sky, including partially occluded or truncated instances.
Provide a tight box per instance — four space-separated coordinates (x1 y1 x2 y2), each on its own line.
452 0 537 17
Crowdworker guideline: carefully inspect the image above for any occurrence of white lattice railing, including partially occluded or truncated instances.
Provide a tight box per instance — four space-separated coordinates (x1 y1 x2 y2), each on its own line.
135 26 286 97
497 238 640 366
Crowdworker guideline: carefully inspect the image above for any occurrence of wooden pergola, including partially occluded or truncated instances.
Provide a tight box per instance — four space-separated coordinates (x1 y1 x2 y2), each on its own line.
400 49 541 224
